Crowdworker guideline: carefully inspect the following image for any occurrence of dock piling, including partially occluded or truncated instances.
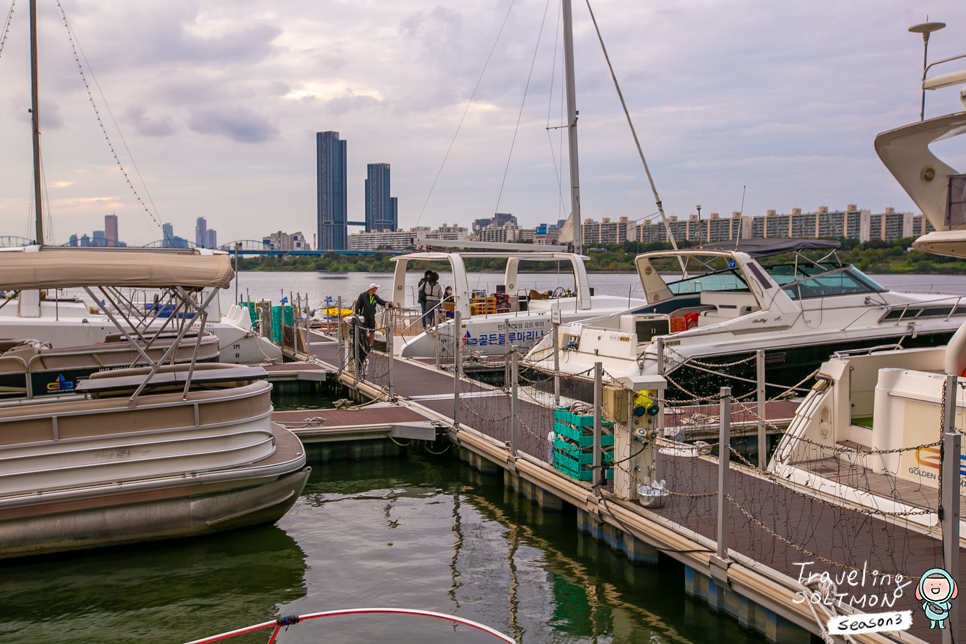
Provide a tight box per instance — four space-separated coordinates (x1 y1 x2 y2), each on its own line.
353 318 360 383
756 349 765 469
593 362 603 488
656 338 665 438
716 386 731 561
387 308 394 400
942 373 960 644
510 349 519 456
453 310 461 428
336 296 343 374
552 313 560 407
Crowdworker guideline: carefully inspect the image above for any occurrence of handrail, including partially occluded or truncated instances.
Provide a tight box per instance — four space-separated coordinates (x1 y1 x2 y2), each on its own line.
399 299 448 345
832 344 903 359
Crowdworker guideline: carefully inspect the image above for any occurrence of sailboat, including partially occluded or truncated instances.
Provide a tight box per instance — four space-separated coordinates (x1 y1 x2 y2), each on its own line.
0 0 281 365
0 2 309 558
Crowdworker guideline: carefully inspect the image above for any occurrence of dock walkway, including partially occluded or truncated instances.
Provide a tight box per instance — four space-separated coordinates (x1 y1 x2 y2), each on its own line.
300 330 952 644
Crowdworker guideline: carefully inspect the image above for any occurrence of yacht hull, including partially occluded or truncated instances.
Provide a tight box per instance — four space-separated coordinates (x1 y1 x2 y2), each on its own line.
0 463 310 559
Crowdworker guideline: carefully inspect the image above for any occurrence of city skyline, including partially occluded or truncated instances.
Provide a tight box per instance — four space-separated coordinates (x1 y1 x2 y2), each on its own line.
0 1 963 246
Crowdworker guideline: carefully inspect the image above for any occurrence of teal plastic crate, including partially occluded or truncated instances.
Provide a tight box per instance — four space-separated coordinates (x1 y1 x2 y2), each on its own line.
553 438 613 464
553 455 613 482
553 421 615 447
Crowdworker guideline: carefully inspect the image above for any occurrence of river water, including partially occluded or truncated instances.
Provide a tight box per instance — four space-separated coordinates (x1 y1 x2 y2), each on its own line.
225 270 966 311
0 451 763 644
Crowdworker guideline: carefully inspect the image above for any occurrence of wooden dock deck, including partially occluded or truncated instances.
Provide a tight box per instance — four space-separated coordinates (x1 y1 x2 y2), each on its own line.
300 329 952 644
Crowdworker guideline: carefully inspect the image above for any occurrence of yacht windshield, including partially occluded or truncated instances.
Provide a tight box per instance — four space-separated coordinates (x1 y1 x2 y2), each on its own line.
764 264 879 300
666 269 749 295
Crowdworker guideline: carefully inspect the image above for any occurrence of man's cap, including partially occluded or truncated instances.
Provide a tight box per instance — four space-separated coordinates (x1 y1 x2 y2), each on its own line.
368 283 379 290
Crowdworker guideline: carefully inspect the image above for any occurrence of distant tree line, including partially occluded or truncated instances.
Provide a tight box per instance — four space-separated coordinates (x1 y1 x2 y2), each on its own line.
236 237 966 275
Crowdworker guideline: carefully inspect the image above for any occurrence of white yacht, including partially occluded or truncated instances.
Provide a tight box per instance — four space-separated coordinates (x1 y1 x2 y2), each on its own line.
768 71 966 523
385 251 647 358
0 248 281 364
524 239 966 400
0 247 309 558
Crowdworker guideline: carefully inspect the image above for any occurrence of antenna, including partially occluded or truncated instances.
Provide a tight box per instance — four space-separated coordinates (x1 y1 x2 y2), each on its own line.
908 19 946 121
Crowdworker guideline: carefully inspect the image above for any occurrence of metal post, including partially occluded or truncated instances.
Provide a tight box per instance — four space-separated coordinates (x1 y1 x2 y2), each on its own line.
717 386 732 560
29 0 44 245
353 319 360 384
453 310 461 427
336 295 343 371
561 0 581 255
593 362 603 487
387 307 394 400
435 322 441 370
942 374 960 644
234 243 240 304
656 337 665 438
510 349 519 457
757 349 766 470
552 319 561 407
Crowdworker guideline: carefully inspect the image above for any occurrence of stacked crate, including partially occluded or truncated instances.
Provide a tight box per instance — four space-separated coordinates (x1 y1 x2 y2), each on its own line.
270 305 295 344
492 292 511 313
552 408 614 481
470 296 497 315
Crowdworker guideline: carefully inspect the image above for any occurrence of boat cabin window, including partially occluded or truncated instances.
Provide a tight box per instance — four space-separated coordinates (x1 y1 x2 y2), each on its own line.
666 269 749 295
767 265 878 300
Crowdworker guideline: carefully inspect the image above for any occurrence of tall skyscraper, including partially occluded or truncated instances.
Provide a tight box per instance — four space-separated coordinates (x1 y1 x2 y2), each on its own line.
195 217 207 247
207 229 218 249
317 131 348 250
162 223 174 247
364 163 397 232
104 213 118 245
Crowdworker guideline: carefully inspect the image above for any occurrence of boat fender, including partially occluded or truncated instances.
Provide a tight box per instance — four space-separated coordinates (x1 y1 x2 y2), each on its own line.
276 615 301 626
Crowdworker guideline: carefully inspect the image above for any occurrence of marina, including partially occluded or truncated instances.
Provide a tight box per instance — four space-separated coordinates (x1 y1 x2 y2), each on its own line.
1 0 966 640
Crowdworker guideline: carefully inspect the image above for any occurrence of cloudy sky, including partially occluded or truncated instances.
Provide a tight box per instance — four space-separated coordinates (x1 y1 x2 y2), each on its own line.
0 0 964 246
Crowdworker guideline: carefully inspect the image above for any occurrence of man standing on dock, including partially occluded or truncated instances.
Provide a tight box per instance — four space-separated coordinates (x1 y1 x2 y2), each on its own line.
355 283 394 345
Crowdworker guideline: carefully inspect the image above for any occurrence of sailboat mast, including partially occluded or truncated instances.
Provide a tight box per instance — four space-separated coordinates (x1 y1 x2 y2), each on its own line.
29 0 44 245
561 0 581 256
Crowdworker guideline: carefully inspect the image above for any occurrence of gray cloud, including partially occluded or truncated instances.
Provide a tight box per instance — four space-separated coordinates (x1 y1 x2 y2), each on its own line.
124 105 177 137
187 107 279 143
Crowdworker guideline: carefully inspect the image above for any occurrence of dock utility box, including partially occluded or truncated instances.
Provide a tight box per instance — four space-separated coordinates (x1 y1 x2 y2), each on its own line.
551 408 614 481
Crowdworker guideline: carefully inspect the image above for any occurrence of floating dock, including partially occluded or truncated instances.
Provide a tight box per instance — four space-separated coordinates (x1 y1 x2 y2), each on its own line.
266 328 953 644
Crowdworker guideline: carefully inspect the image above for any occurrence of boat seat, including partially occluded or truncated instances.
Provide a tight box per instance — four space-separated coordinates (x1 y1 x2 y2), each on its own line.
76 365 269 394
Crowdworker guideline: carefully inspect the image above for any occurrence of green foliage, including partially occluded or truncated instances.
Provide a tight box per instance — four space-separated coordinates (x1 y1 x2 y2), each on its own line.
235 237 966 275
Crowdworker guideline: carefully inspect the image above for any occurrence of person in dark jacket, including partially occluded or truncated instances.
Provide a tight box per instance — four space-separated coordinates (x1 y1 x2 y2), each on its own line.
417 270 443 329
355 283 393 344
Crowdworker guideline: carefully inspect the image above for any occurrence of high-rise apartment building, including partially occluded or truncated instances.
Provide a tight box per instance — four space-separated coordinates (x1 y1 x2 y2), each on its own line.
207 229 218 249
317 131 348 250
195 217 207 247
365 163 397 232
104 214 118 245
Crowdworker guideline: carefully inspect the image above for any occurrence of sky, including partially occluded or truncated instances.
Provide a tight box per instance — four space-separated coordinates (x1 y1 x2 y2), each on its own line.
0 0 964 247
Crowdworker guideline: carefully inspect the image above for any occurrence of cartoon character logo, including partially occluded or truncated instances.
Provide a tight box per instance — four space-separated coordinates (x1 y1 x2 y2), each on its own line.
916 568 958 629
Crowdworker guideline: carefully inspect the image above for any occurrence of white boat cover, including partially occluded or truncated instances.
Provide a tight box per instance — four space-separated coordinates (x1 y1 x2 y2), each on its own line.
0 247 233 290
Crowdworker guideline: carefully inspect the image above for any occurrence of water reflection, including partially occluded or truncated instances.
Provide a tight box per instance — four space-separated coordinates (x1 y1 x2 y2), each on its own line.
0 526 306 644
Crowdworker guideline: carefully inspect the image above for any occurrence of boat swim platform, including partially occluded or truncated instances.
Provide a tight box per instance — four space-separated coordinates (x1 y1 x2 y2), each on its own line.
294 329 948 644
261 362 327 382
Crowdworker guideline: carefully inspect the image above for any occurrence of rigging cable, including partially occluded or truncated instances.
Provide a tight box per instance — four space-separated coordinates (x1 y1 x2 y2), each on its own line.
0 0 14 59
53 0 164 236
583 0 687 277
413 0 517 228
493 0 553 214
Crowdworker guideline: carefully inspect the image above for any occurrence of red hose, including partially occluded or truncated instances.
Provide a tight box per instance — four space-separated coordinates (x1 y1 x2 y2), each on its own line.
182 608 516 644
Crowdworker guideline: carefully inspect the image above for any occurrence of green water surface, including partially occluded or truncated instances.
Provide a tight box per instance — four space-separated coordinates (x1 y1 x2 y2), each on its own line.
0 449 768 644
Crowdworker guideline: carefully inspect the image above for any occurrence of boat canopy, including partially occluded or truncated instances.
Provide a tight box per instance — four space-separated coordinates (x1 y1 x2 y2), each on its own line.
390 251 591 316
0 246 233 290
700 239 840 258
